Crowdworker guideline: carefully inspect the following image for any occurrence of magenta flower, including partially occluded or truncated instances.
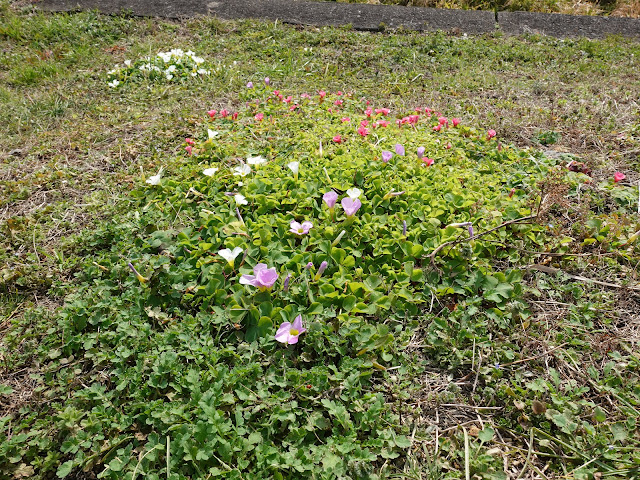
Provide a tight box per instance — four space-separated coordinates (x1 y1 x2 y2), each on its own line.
254 112 264 121
275 315 306 344
438 116 448 126
207 109 217 119
283 273 291 291
290 220 313 235
433 125 441 132
239 263 279 291
305 262 314 270
376 120 389 128
358 125 369 137
247 81 254 88
417 146 425 158
342 197 362 217
487 129 497 140
423 158 434 167
452 118 460 127
395 144 405 156
333 135 342 144
264 77 270 85
381 151 393 163
614 171 626 183
375 108 390 116
185 145 193 155
314 261 328 281
323 191 338 208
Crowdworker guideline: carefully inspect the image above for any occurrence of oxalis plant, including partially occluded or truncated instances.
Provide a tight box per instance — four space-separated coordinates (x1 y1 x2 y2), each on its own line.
3 80 639 480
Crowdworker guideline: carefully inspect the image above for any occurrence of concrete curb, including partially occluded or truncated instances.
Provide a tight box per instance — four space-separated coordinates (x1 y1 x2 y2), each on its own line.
34 0 640 39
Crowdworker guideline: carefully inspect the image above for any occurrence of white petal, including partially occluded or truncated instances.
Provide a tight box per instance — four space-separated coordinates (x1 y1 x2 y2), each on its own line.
347 188 362 199
202 167 218 176
247 156 267 165
287 162 299 174
234 194 248 205
207 129 219 140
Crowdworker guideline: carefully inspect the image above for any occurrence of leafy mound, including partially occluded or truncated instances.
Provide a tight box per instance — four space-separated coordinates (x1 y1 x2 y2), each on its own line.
2 84 639 479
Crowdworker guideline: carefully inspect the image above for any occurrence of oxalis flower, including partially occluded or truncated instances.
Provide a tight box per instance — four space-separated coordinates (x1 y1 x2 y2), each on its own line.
395 144 405 156
383 189 405 200
381 151 393 163
233 164 251 177
288 161 299 180
290 220 313 235
346 188 362 199
275 315 306 345
314 261 328 281
240 263 278 291
247 155 267 165
613 172 626 183
146 167 164 185
218 247 243 267
323 190 338 209
342 197 362 217
202 167 218 176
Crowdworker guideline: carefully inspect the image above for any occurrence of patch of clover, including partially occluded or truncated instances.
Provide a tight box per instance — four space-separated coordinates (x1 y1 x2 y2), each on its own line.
107 48 211 88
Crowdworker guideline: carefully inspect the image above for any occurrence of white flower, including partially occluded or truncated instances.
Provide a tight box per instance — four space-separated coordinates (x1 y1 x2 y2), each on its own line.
107 79 120 88
107 69 117 75
192 56 205 64
197 68 210 75
207 129 219 140
124 59 132 67
146 167 164 185
247 156 267 165
287 161 299 175
202 167 218 176
346 188 362 199
234 194 248 205
218 247 243 266
166 65 177 73
233 164 251 177
166 74 173 80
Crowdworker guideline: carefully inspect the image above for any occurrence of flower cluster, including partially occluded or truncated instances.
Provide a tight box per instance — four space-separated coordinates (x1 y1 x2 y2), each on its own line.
107 49 212 88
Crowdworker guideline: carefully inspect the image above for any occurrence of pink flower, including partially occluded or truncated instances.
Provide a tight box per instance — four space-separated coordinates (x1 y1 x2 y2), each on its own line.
246 81 254 88
207 109 217 119
323 190 338 208
333 135 342 144
357 125 369 137
395 144 405 156
319 90 326 101
382 151 393 163
275 315 306 344
342 197 362 217
408 115 420 125
365 107 373 117
284 96 293 104
487 129 497 140
220 109 229 118
336 91 343 96
438 116 448 126
290 220 313 235
445 143 452 150
433 125 441 132
264 77 270 85
185 138 195 146
232 112 238 120
425 107 433 115
240 263 279 291
452 118 460 127
360 120 369 127
376 120 389 128
614 171 626 183
375 108 390 116
508 188 515 198
417 147 425 158
254 112 264 121
341 117 351 123
289 104 298 111
422 158 434 166
185 145 193 155
334 99 343 106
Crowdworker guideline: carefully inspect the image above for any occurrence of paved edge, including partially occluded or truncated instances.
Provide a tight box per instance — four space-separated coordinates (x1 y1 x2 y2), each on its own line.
34 0 640 39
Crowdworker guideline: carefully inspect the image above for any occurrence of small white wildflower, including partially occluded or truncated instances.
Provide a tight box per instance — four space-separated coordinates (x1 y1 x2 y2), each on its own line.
207 129 219 140
234 193 248 205
197 69 210 75
347 188 362 199
247 156 267 165
202 167 218 176
146 167 164 185
218 247 243 266
166 65 177 73
287 161 299 175
107 79 120 88
124 59 132 66
192 56 204 64
233 164 251 177
166 74 174 80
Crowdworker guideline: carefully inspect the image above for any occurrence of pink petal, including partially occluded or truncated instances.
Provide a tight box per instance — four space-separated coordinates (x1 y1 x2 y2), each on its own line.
239 274 256 286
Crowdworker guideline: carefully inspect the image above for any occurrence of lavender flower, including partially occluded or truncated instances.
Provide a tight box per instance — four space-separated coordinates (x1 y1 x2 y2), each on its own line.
239 263 279 291
341 197 362 217
323 191 338 209
275 315 306 344
381 151 393 163
395 144 405 156
417 146 425 158
290 220 313 236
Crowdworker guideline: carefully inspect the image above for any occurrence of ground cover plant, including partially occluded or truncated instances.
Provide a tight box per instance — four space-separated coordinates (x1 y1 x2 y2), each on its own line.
1 1 640 478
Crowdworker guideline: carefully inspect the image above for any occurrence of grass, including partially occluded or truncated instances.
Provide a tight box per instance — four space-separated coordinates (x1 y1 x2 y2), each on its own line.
328 0 640 17
1 0 640 478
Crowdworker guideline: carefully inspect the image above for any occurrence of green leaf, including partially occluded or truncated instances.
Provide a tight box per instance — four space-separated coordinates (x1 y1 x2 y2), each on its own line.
57 461 74 478
478 427 495 443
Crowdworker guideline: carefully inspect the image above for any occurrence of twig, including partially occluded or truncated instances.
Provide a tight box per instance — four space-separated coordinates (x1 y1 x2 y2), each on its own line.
428 214 538 266
527 264 640 291
500 343 568 367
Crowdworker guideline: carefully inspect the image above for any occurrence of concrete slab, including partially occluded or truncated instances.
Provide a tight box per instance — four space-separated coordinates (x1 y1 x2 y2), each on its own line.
34 0 640 39
500 11 640 38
